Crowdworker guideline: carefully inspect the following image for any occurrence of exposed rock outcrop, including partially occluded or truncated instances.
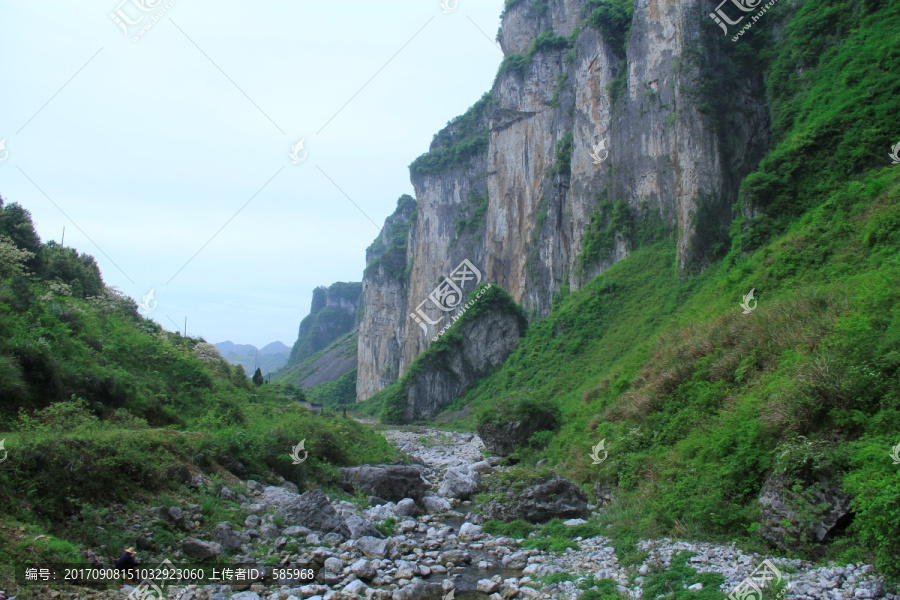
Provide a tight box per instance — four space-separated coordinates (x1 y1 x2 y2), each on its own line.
482 477 589 524
478 409 557 456
758 471 853 552
260 487 350 536
379 285 527 423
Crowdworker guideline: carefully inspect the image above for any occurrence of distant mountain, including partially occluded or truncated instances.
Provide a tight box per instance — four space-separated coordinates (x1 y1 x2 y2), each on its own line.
214 340 290 376
287 282 362 366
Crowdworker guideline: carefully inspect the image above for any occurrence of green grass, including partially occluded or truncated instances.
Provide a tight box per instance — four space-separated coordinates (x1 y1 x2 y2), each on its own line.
373 517 398 538
641 551 726 600
434 165 900 578
304 368 358 409
0 201 401 589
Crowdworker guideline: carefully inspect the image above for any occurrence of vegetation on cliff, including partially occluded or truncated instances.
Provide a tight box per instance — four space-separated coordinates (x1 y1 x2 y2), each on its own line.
364 194 417 281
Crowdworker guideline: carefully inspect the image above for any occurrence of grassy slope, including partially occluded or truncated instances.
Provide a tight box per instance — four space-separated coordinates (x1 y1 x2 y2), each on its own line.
0 201 397 588
431 0 900 579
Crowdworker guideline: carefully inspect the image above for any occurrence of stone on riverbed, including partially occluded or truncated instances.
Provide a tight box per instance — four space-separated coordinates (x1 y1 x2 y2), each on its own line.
438 466 479 500
421 495 451 514
355 536 392 559
482 476 588 523
341 465 431 502
391 577 430 600
261 487 349 536
351 558 376 580
458 522 482 540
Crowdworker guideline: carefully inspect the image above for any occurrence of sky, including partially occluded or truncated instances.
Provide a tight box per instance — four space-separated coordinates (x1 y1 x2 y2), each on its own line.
0 0 505 348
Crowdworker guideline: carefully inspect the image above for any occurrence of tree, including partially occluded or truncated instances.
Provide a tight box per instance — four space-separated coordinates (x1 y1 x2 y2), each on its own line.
252 367 264 387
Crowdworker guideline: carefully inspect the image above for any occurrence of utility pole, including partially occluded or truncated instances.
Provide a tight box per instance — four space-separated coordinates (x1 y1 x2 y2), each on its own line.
184 317 187 338
61 226 65 246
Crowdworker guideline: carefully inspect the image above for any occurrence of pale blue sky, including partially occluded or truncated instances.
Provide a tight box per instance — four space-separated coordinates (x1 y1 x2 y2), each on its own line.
0 0 505 347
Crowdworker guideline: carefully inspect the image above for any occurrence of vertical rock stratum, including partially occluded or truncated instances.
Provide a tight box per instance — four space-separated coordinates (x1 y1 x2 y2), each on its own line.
358 0 770 401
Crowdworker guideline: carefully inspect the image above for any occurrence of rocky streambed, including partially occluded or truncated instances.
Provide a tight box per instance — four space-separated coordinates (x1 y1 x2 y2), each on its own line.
19 427 895 600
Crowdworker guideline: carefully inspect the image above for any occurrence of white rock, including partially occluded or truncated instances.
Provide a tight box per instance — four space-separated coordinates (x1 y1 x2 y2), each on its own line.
342 579 369 597
458 522 483 541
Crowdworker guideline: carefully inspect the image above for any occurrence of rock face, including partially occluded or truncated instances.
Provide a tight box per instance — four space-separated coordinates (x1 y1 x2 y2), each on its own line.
483 477 588 523
356 195 418 401
758 471 853 552
356 0 769 401
339 465 431 502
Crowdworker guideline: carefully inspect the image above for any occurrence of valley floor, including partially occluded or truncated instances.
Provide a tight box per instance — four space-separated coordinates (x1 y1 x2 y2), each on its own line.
6 426 896 600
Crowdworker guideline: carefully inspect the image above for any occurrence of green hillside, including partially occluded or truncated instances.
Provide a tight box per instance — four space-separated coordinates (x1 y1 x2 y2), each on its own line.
380 0 900 579
0 197 396 586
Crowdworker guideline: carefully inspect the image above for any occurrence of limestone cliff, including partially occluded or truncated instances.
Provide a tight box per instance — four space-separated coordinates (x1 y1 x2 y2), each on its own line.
358 0 769 401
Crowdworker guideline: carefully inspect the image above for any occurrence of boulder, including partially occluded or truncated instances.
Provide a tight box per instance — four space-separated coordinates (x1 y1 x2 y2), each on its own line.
395 498 420 517
231 593 261 600
391 578 429 600
344 514 383 539
283 525 312 537
438 549 469 566
350 558 376 580
438 466 479 500
340 465 431 502
222 457 250 478
219 486 237 501
354 536 391 559
470 460 494 474
213 522 242 550
244 515 262 529
365 502 399 521
181 538 223 560
482 477 588 523
477 410 556 457
167 506 185 525
501 552 528 570
421 495 451 515
259 523 280 539
323 557 343 573
458 522 482 541
343 579 370 597
758 471 853 552
261 487 349 536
